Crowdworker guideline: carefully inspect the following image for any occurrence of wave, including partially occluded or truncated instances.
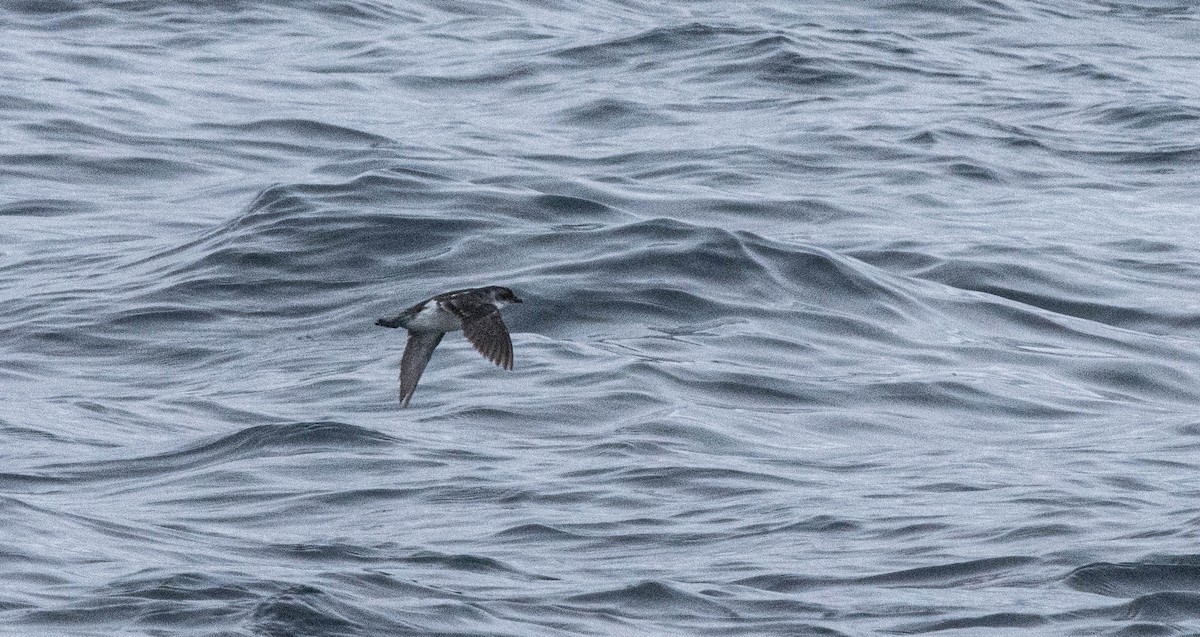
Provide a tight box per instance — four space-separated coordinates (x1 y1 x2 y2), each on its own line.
43 171 1189 424
1067 559 1200 598
39 422 396 483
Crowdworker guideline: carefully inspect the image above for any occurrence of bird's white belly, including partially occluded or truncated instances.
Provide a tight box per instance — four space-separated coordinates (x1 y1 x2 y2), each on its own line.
406 304 462 332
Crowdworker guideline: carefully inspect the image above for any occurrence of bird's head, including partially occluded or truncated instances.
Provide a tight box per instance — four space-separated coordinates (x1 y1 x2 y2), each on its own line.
487 286 523 307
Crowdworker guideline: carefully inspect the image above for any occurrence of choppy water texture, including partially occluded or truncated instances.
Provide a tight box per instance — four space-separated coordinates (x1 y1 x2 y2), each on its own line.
3 1 1200 635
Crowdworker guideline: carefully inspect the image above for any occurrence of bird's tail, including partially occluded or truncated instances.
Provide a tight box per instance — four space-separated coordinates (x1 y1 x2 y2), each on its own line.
375 315 407 328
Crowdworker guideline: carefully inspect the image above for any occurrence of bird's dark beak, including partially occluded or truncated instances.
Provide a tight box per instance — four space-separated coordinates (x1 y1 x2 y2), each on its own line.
513 296 523 303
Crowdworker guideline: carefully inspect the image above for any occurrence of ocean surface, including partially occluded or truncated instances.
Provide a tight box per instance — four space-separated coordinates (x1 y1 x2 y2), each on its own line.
3 1 1200 635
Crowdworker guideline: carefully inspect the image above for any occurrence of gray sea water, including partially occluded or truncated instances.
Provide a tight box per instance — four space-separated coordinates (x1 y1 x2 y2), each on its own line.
4 1 1200 635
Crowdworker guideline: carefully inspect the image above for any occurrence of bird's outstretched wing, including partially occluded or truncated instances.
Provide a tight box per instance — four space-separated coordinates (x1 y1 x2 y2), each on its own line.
462 312 514 370
400 331 444 407
452 300 514 370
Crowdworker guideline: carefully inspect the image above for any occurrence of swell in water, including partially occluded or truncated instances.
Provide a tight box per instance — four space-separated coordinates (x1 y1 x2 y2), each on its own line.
3 0 1200 635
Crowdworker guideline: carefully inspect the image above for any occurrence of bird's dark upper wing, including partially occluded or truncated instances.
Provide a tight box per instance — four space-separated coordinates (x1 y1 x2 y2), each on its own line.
399 331 444 407
448 298 513 370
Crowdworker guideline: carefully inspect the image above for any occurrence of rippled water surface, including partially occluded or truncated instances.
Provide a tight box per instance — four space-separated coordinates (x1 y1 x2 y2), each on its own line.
4 1 1200 635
